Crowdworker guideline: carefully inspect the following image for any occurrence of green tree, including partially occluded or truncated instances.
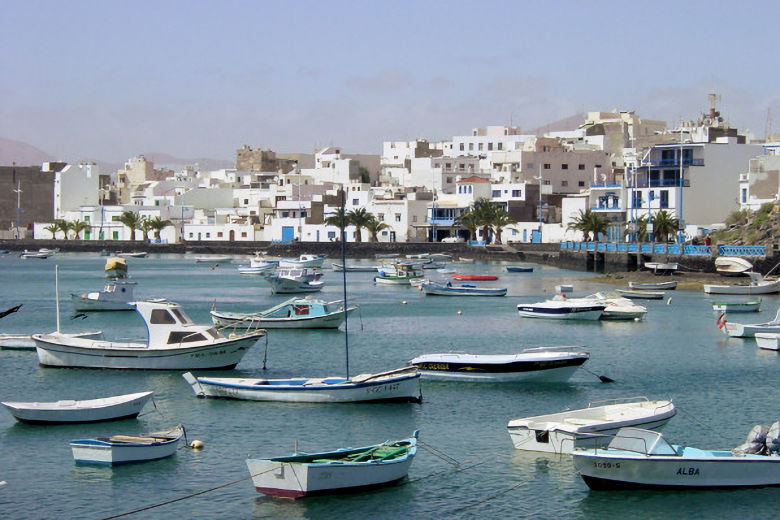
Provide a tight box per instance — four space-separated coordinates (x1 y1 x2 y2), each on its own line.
54 219 70 240
567 209 609 241
473 198 497 243
358 166 370 184
651 210 679 243
146 216 173 240
324 205 349 241
346 207 372 243
139 217 155 241
365 215 390 242
44 223 60 240
118 211 142 241
491 206 516 245
68 219 91 239
454 208 479 241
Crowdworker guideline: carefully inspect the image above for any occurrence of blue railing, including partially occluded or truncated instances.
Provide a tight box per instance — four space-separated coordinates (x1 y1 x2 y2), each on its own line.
428 218 455 225
559 242 766 257
717 245 766 257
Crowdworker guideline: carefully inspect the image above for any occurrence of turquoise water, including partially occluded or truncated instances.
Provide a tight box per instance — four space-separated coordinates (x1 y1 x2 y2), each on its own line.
0 253 778 519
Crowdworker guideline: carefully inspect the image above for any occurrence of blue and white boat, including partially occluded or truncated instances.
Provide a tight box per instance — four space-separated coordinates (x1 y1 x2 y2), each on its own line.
421 281 507 297
572 427 780 490
506 265 534 273
183 366 422 403
70 424 184 465
278 254 326 269
264 268 324 294
518 299 605 320
210 297 357 329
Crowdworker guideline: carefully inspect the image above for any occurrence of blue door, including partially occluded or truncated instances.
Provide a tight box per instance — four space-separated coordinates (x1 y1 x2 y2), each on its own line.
531 230 541 243
282 226 295 243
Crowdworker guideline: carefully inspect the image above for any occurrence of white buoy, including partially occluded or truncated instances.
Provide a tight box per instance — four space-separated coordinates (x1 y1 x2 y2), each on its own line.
457 310 462 315
190 440 204 450
402 300 407 305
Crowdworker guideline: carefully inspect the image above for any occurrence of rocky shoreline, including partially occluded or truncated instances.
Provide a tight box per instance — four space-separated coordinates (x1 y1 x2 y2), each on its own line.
585 270 741 291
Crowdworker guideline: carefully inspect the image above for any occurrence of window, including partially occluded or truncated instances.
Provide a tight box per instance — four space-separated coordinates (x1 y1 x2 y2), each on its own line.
282 212 289 218
578 181 585 187
445 163 451 169
459 143 464 151
469 143 474 151
111 216 120 221
561 164 568 170
241 232 247 237
301 211 307 217
352 199 358 205
543 163 551 169
84 216 90 222
188 232 194 238
526 163 534 169
595 164 602 168
167 331 206 344
497 142 503 150
459 163 465 171
478 143 483 151
512 190 521 197
244 199 249 204
378 213 384 221
395 214 401 222
660 190 669 208
561 180 568 187
446 177 453 183
488 143 493 151
543 180 551 185
381 230 388 236
150 309 176 324
112 231 119 240
492 190 501 197
741 188 747 203
327 231 336 239
412 215 417 222
206 233 210 238
578 164 585 170
217 232 223 237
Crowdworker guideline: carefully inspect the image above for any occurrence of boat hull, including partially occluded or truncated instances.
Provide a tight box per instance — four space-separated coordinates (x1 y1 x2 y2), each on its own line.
183 370 422 403
573 451 780 490
33 333 261 370
755 333 780 351
70 427 182 465
628 281 677 290
70 294 134 312
2 391 153 424
723 323 780 338
517 305 604 320
422 284 507 296
704 280 780 295
211 308 354 329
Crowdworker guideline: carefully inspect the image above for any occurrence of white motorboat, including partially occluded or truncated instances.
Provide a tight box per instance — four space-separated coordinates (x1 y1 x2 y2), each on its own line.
20 250 50 259
715 256 753 277
704 272 780 295
246 431 418 498
2 391 153 424
70 279 137 312
34 300 265 370
278 254 326 269
408 347 590 382
755 332 780 351
507 397 677 454
183 366 422 403
70 424 184 465
628 281 677 290
517 299 605 320
117 251 147 258
264 268 324 294
573 293 647 321
572 427 780 490
721 308 780 338
236 263 277 275
211 297 357 329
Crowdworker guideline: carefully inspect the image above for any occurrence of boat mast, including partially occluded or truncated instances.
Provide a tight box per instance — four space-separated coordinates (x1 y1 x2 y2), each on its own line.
55 265 61 333
339 188 350 379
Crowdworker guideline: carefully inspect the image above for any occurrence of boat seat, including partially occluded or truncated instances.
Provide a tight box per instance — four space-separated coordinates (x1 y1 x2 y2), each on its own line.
563 418 602 426
110 435 164 443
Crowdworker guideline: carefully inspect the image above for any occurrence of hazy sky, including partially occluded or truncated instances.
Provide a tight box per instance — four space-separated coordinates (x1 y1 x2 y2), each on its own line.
2 1 778 162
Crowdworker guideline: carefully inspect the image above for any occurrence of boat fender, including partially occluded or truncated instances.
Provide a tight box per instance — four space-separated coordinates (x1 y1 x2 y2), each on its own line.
457 310 462 315
229 333 237 339
189 440 204 450
401 301 407 305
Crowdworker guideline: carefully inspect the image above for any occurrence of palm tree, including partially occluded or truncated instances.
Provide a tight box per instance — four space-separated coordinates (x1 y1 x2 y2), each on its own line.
68 219 91 239
567 209 609 241
118 211 142 241
491 207 516 245
146 216 173 240
454 208 479 241
365 215 390 242
346 208 373 243
44 223 59 240
139 217 155 241
623 215 649 242
652 210 679 243
54 218 70 240
324 206 349 241
472 198 496 243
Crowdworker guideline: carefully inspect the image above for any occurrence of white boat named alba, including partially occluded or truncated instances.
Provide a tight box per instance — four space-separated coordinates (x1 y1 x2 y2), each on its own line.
572 427 780 490
408 347 590 382
246 431 418 498
70 424 184 465
34 300 265 370
507 397 676 454
2 391 153 424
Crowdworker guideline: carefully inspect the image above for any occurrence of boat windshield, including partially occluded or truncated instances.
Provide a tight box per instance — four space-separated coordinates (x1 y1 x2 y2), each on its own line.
607 428 677 455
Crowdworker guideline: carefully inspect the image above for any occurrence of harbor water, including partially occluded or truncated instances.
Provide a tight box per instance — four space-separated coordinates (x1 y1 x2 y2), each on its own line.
0 253 778 519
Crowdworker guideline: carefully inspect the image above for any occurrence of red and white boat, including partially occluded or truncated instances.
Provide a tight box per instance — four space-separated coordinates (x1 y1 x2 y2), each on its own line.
451 274 498 281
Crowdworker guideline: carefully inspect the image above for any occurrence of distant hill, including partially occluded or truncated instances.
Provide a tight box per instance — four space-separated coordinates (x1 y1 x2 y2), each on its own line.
0 137 54 166
529 113 587 135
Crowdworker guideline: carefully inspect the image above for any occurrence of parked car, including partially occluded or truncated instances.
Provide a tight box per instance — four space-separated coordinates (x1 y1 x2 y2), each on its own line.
441 236 464 243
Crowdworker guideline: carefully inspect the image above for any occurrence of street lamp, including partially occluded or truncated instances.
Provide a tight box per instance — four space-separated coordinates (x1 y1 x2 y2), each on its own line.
534 164 543 242
13 179 22 240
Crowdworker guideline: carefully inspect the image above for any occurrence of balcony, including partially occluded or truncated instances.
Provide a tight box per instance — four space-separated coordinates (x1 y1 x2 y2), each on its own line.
653 158 704 167
589 183 623 189
629 179 690 189
591 205 623 212
428 218 455 226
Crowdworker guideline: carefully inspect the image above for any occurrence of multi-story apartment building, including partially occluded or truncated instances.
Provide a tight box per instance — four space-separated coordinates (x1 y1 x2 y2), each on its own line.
738 142 780 211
